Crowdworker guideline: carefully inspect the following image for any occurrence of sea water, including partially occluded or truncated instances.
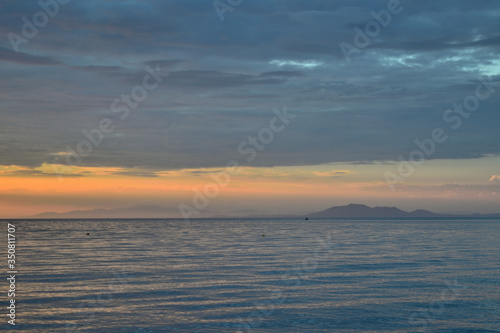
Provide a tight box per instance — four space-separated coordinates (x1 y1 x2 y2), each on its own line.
2 218 499 332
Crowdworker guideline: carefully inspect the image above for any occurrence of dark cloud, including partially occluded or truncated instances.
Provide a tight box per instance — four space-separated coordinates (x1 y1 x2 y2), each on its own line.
0 47 60 65
259 71 304 78
0 169 84 177
143 60 184 68
0 0 499 170
110 171 159 177
69 65 123 72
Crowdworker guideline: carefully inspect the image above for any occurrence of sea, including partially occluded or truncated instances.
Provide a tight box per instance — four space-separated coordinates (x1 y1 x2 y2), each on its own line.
1 218 499 332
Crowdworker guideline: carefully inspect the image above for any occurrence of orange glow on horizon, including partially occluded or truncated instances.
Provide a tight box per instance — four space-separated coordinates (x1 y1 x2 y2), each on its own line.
1 157 499 217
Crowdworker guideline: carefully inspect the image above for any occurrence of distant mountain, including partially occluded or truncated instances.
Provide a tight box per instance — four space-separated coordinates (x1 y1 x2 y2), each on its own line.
28 205 215 219
306 203 500 218
27 203 500 219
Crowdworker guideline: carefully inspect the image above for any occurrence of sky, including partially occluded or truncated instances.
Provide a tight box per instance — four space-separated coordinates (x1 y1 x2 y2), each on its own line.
1 0 500 218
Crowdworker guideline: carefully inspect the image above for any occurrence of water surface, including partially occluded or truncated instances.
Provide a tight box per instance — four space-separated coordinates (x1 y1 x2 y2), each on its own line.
2 218 499 332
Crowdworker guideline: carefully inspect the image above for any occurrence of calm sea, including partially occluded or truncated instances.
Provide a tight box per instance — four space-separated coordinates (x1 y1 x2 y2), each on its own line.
2 218 499 332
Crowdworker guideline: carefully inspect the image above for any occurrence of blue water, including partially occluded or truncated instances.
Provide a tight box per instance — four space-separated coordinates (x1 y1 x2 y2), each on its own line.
2 218 499 332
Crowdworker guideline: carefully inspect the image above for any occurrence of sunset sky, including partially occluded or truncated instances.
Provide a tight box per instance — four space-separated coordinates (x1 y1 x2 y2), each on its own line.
1 0 500 218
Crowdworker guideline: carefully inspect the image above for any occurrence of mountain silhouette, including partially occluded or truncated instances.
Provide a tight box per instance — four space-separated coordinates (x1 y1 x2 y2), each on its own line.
306 203 500 218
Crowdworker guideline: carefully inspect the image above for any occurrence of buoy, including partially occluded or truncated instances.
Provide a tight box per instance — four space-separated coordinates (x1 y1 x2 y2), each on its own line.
305 217 309 220
87 233 90 235
262 234 265 237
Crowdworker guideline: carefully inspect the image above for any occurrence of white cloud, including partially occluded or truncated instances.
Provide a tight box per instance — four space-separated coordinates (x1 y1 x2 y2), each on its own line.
270 59 323 68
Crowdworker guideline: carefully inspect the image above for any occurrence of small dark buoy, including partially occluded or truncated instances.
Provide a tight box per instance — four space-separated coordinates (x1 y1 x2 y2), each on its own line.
305 217 309 220
87 233 90 235
262 234 265 237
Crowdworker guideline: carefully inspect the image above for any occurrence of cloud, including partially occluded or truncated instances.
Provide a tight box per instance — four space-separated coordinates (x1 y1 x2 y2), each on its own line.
259 70 304 78
0 166 85 178
490 175 500 182
313 170 352 178
143 60 184 68
1 0 500 170
69 65 123 72
269 59 323 68
0 47 61 65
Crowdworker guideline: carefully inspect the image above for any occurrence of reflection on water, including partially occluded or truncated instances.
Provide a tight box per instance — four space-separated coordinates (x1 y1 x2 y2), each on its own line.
2 219 499 332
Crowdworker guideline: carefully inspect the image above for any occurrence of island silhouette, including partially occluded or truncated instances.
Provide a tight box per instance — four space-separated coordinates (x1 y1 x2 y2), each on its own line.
27 203 500 219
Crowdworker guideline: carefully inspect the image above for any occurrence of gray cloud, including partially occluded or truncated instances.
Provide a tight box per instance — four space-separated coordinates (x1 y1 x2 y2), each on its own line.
1 0 499 170
0 47 60 65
